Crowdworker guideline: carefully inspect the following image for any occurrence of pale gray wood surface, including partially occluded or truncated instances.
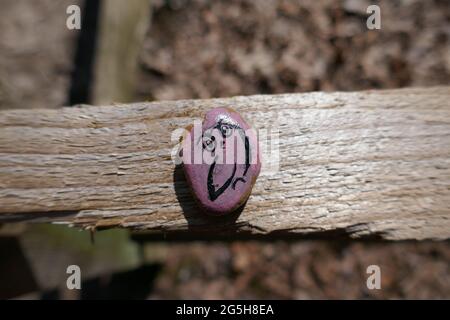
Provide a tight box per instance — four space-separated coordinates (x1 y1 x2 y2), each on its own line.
0 87 449 240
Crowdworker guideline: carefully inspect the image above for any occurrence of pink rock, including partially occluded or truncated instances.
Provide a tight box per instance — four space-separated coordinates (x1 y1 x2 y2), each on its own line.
182 107 261 215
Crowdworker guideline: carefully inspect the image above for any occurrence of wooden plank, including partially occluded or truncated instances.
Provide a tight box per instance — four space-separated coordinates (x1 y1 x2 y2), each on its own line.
0 87 449 240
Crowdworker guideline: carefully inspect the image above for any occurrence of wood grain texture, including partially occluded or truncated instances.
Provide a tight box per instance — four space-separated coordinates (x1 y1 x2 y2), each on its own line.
0 87 449 240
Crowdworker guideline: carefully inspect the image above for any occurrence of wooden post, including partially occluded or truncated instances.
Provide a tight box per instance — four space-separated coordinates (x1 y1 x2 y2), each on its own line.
92 0 151 105
0 87 449 240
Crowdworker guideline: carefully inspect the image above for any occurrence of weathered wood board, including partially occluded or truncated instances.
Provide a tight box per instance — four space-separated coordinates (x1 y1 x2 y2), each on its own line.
0 87 449 240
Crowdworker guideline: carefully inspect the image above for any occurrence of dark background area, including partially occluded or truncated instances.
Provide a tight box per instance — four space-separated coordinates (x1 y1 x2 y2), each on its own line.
0 0 449 299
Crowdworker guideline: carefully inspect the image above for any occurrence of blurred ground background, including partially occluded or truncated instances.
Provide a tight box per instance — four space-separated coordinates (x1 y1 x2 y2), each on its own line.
0 0 449 299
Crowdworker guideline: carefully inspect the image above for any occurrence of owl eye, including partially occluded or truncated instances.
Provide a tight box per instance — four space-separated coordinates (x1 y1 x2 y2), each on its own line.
220 124 233 137
202 135 215 151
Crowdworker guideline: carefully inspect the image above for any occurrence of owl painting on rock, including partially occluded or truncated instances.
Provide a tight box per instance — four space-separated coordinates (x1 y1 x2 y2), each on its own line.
182 107 261 215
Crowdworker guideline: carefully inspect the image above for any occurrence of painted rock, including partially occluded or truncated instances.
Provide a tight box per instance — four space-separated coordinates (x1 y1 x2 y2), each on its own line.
181 107 261 215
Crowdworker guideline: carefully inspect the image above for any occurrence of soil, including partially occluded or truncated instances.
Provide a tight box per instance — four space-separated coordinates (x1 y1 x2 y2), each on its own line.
147 241 450 299
137 0 450 101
